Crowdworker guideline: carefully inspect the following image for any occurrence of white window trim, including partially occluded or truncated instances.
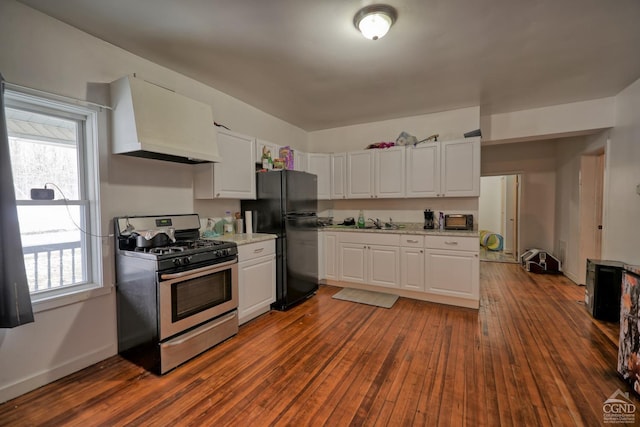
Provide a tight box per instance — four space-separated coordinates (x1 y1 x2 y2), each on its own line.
6 88 106 311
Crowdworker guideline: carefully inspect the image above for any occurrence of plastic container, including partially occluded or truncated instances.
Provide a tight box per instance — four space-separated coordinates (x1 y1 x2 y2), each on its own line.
224 211 234 235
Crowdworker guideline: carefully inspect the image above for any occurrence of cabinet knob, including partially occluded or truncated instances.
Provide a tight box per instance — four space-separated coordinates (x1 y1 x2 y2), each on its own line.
216 193 221 197
444 241 458 245
420 250 423 253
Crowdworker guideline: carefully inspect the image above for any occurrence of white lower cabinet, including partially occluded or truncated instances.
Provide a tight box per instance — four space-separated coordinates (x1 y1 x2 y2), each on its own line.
325 231 479 308
400 235 424 291
238 240 276 325
424 236 479 300
337 232 400 290
323 232 338 281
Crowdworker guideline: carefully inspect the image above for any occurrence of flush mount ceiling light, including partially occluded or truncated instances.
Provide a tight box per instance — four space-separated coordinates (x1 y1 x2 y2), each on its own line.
353 4 398 40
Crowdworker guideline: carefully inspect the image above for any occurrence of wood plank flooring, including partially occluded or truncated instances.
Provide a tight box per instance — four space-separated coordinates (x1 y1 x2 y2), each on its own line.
0 263 635 426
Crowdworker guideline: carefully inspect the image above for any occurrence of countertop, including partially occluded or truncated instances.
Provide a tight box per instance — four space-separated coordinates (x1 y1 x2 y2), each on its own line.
203 233 277 246
321 223 479 237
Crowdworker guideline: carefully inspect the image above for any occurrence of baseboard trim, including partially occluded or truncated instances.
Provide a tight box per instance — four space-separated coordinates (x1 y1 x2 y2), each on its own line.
0 344 116 404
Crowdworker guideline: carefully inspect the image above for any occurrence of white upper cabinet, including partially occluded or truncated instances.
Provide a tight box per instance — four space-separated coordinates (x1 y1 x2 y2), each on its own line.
441 138 480 197
255 139 279 164
375 147 405 198
293 149 307 172
194 129 256 199
406 142 440 198
406 137 480 198
331 153 347 199
347 150 374 199
307 153 331 200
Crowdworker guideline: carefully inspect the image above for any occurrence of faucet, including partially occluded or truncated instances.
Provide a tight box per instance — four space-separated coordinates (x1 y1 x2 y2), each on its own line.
385 218 399 229
368 218 383 229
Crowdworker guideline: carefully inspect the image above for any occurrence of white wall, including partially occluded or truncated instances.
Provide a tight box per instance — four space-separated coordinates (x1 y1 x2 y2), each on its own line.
479 176 504 233
481 140 557 254
0 0 307 402
604 77 640 265
481 97 615 144
308 106 479 153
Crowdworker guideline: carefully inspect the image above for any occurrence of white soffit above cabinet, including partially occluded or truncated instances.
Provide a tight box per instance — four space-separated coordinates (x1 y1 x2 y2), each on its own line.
16 0 640 131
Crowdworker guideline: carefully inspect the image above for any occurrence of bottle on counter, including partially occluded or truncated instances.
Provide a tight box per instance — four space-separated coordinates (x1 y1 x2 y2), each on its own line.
357 210 365 229
224 211 234 235
439 212 444 230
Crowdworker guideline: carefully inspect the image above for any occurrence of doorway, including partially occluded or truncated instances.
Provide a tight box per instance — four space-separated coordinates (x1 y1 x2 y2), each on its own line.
479 174 521 263
577 150 605 284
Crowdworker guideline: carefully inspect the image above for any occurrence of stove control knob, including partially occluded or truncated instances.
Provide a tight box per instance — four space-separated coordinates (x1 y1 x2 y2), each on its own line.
173 258 182 266
183 256 191 265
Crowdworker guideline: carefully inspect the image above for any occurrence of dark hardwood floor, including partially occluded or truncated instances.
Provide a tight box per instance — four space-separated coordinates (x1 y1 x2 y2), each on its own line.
0 263 634 426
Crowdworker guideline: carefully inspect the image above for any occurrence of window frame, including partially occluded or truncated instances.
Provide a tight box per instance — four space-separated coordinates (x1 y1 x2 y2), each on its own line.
5 88 106 308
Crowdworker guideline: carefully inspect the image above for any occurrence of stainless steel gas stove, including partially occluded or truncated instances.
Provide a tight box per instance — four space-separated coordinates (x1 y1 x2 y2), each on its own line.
114 214 238 374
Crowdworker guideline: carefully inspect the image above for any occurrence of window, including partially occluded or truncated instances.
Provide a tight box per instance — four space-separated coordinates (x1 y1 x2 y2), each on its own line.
5 89 102 300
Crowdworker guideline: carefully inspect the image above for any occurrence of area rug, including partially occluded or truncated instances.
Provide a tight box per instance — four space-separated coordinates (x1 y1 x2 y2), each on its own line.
331 288 399 309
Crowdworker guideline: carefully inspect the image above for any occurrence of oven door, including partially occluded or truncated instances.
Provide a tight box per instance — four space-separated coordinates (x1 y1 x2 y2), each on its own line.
159 259 238 340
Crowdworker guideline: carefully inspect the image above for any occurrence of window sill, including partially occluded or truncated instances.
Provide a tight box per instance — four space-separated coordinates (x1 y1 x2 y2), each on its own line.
31 284 114 313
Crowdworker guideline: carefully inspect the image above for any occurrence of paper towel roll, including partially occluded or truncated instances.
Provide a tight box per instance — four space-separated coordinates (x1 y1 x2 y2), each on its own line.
245 211 253 235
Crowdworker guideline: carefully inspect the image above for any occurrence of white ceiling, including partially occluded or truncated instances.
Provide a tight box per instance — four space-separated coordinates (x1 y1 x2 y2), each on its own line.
17 0 640 131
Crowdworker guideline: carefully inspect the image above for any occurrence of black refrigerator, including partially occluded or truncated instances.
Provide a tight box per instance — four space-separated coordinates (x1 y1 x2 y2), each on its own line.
241 170 318 310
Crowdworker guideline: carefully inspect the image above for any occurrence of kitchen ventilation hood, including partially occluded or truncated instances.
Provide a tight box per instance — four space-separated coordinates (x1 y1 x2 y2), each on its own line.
110 75 221 164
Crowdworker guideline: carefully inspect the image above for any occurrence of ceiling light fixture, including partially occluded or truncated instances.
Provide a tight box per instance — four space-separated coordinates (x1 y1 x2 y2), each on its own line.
353 4 397 40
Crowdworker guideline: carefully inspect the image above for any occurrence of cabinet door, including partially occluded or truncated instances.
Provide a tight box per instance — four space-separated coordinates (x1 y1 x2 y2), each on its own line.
367 245 400 288
347 150 374 199
256 139 279 164
339 242 367 284
401 247 425 291
375 147 405 198
324 232 338 280
441 138 480 197
406 143 440 198
331 153 347 199
307 153 331 200
425 249 479 299
293 150 307 172
194 129 256 199
238 254 276 325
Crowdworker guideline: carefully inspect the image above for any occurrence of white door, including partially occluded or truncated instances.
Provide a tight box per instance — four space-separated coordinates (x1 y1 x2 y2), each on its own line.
339 243 367 284
425 250 479 299
367 245 400 288
376 147 405 198
347 150 374 199
406 143 440 198
307 153 331 200
238 255 276 324
401 247 425 291
331 153 347 199
441 138 480 197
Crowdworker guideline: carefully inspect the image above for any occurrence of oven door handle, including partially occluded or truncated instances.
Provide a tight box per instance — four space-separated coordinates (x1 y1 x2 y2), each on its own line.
160 259 237 280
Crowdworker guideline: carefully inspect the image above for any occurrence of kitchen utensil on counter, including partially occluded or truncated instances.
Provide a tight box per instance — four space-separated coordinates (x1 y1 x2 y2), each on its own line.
339 217 355 226
424 209 434 229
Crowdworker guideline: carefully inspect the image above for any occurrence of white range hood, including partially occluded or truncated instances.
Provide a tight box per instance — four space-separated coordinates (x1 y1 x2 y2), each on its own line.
110 75 222 164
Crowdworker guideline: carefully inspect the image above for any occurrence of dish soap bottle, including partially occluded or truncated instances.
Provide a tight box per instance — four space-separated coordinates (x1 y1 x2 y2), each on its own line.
357 210 365 229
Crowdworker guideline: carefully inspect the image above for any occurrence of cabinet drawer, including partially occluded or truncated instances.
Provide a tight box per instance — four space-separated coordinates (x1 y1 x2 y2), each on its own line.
339 232 400 246
400 235 424 247
425 235 478 252
238 239 276 262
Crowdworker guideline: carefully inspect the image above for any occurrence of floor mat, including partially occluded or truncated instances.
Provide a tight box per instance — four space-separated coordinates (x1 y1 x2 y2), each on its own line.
331 288 399 308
